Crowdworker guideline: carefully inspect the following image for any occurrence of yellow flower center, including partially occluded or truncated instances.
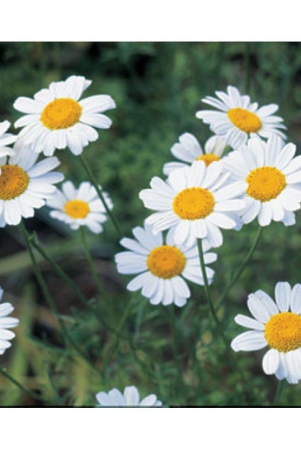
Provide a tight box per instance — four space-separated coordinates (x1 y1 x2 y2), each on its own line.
147 245 186 279
227 107 262 133
41 98 82 130
246 166 286 202
64 199 90 219
196 154 220 166
265 312 301 352
173 187 215 220
0 165 29 200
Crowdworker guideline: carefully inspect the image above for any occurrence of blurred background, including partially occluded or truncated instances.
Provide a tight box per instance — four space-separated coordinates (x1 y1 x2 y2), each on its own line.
1 42 301 406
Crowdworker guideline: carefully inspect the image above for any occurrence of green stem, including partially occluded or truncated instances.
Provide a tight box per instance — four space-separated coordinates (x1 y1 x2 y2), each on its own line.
19 221 102 377
273 379 285 406
0 366 48 404
29 232 124 337
101 299 133 372
31 232 88 305
169 305 183 392
197 237 251 402
244 42 252 93
197 238 220 327
79 153 122 238
217 225 263 309
80 227 105 297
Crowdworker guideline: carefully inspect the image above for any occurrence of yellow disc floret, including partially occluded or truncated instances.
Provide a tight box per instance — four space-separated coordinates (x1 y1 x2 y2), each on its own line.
0 165 30 200
246 166 286 202
227 107 262 133
173 187 215 220
147 245 186 279
64 199 90 219
196 154 220 166
265 312 301 352
41 98 82 130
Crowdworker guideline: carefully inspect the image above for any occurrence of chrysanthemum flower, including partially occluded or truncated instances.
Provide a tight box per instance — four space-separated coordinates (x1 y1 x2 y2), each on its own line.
115 222 217 307
47 180 113 234
0 120 18 160
139 160 245 248
13 75 116 156
196 85 286 149
163 133 227 176
231 281 301 384
0 287 19 355
0 139 63 227
224 135 301 227
96 385 162 407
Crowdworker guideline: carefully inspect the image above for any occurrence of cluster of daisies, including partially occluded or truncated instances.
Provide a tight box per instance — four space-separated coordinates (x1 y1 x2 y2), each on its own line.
114 84 301 392
1 78 301 407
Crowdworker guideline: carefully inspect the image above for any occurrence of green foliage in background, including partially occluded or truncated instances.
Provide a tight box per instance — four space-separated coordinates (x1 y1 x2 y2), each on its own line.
1 42 301 406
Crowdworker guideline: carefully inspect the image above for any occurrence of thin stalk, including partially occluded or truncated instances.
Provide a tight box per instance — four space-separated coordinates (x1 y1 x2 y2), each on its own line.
19 221 102 377
197 238 251 402
31 232 88 305
169 305 184 393
273 379 285 406
244 42 252 93
0 366 48 404
197 238 220 327
101 299 133 372
217 225 263 309
79 153 122 238
80 227 105 297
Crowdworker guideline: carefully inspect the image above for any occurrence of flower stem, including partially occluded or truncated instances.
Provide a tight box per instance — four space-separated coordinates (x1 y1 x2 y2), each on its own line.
197 238 220 327
197 237 251 402
19 221 102 377
80 227 105 297
79 153 122 238
273 379 285 406
217 225 263 309
169 305 184 394
29 231 124 337
0 366 48 404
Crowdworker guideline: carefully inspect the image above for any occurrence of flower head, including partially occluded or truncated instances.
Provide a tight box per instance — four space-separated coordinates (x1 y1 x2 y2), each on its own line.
115 222 217 307
13 75 116 156
0 139 63 227
224 135 301 227
139 160 245 248
196 85 286 149
47 180 113 234
163 133 227 176
96 385 162 407
231 281 301 384
0 287 19 355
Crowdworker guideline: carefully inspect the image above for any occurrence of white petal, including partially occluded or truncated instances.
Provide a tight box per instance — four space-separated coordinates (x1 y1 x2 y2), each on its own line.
234 314 265 331
247 293 272 323
262 348 280 375
123 386 140 406
275 281 290 312
231 330 267 351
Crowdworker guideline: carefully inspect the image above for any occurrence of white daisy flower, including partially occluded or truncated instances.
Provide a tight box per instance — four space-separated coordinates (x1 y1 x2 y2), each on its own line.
196 85 286 149
115 222 217 307
47 180 113 234
163 133 227 176
0 139 63 227
96 385 163 407
0 120 18 160
139 160 246 248
224 135 301 227
13 75 116 156
231 281 301 384
0 287 19 355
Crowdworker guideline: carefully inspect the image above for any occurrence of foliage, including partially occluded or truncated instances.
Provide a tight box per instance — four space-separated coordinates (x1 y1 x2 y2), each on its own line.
1 42 301 406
